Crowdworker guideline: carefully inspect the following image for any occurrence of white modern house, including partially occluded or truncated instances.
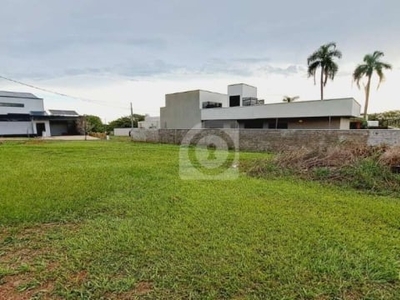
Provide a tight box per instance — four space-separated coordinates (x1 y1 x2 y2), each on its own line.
0 91 80 137
160 83 361 129
138 115 160 129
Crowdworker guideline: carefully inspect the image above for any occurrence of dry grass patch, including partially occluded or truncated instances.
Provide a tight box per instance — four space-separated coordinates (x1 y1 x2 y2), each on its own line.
245 142 400 195
0 223 79 300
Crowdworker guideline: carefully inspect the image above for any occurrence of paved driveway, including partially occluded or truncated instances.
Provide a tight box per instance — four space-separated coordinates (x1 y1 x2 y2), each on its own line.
0 135 100 141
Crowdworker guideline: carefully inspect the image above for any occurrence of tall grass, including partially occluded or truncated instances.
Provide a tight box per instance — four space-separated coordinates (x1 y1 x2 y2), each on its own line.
245 142 400 196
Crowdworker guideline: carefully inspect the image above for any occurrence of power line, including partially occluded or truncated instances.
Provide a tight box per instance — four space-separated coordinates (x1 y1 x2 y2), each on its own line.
0 74 128 109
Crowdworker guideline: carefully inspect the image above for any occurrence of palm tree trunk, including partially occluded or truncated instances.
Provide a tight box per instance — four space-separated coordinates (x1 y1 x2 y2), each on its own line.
320 67 324 100
363 76 371 120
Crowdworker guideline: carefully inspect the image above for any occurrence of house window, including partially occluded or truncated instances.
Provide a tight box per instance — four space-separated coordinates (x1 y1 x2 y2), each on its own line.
229 96 240 107
0 102 24 108
268 122 288 129
244 120 264 128
202 101 222 109
242 97 258 106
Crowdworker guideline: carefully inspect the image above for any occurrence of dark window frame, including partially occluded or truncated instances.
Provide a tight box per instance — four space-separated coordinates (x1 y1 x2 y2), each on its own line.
229 95 240 107
0 102 24 108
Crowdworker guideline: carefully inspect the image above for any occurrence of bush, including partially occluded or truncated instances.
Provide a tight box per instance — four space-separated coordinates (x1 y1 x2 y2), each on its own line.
244 142 400 196
89 132 107 139
379 146 400 167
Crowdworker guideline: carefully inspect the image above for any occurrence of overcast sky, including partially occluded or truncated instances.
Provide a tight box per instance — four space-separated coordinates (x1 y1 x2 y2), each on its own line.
0 0 399 121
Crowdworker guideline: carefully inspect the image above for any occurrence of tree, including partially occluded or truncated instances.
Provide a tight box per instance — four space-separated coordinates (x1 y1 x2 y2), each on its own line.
307 42 342 100
75 115 106 140
369 110 400 128
76 115 105 135
369 110 400 120
282 96 299 103
353 51 392 120
85 115 105 132
107 115 145 131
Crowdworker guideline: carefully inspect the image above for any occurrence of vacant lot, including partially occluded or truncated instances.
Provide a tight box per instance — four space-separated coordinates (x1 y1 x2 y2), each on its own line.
0 140 399 299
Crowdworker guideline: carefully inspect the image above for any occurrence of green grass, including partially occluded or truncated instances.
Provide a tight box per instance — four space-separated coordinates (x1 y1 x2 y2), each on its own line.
0 140 399 299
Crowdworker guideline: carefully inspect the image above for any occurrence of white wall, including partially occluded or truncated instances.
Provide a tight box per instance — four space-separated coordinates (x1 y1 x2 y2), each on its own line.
228 84 257 107
0 122 34 135
0 120 51 136
138 116 160 129
114 128 132 136
202 98 361 120
241 84 257 99
199 90 228 108
160 90 202 129
139 120 159 129
0 97 44 115
340 118 351 129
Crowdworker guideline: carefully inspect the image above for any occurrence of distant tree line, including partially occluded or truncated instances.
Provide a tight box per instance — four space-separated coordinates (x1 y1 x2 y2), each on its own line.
76 114 145 134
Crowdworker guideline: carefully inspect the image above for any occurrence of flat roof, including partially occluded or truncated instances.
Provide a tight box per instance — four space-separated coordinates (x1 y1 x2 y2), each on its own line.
0 91 42 100
48 109 79 116
166 89 227 97
228 83 257 89
201 98 361 120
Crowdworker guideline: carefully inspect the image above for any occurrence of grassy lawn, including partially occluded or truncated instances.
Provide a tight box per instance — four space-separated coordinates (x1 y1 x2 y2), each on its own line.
0 140 399 299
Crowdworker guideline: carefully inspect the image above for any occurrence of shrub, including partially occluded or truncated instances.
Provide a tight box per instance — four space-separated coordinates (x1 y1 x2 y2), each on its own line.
379 146 400 167
244 142 400 196
89 132 107 139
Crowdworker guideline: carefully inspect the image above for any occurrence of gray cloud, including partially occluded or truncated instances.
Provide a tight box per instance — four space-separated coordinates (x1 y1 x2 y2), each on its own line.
231 57 271 63
0 0 398 81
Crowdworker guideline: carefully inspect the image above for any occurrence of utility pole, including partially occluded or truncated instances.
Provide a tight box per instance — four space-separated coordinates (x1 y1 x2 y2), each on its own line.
84 115 87 141
130 102 134 138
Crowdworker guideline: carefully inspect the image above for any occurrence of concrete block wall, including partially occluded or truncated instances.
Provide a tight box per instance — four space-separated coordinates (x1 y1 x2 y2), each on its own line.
237 129 370 152
130 129 400 152
129 129 159 143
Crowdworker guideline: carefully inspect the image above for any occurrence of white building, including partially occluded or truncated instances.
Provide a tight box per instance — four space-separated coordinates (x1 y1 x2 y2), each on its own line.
0 91 80 137
160 83 361 130
138 115 160 129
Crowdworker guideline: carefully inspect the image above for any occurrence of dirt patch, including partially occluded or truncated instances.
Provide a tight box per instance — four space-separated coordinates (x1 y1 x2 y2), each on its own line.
134 281 153 296
0 275 56 300
69 270 88 285
103 281 154 300
0 223 80 300
22 139 46 145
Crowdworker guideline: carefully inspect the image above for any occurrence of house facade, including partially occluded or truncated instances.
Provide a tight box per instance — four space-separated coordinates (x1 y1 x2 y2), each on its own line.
0 91 80 137
138 115 160 129
160 84 361 130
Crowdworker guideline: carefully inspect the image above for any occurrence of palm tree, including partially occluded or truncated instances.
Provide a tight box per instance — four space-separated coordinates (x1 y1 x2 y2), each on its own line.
307 42 342 100
353 51 392 120
282 96 299 103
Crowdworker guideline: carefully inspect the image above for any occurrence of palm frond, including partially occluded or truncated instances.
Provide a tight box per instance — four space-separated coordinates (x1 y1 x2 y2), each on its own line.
353 64 369 89
323 67 329 86
307 50 321 65
372 51 384 60
363 53 373 63
327 61 339 79
328 49 342 59
307 61 320 85
325 42 337 49
375 66 385 90
378 61 392 70
282 96 299 103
